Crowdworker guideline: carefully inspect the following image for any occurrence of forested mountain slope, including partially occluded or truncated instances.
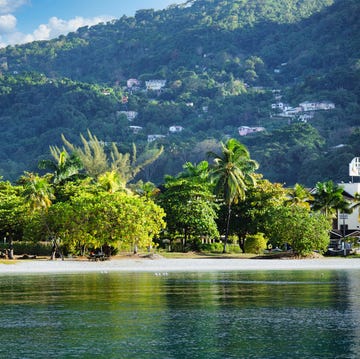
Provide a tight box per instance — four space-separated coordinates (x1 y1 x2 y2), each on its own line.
0 0 359 184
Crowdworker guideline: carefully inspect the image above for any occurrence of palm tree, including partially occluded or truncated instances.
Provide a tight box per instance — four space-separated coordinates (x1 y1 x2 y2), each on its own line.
285 183 313 210
39 148 83 184
208 138 258 252
19 172 58 259
178 161 210 183
312 181 351 218
20 172 55 212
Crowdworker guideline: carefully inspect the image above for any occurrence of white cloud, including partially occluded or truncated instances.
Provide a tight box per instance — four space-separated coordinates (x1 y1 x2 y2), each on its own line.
0 15 114 47
0 14 16 33
33 16 113 41
0 0 28 14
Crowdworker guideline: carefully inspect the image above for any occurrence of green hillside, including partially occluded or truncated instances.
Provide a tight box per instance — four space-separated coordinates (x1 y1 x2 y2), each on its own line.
0 0 359 184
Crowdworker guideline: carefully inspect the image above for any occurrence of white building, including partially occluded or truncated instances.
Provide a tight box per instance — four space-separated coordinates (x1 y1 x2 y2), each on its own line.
127 78 140 88
337 182 360 232
169 125 184 133
329 158 360 252
145 80 166 91
299 101 335 112
117 111 138 121
238 126 265 136
147 134 166 142
129 126 143 134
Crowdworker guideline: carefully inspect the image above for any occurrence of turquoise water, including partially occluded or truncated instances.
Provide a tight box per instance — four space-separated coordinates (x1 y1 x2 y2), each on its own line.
0 270 359 358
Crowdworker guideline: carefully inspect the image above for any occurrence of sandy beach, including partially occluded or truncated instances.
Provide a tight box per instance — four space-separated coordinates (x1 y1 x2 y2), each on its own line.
1 256 360 274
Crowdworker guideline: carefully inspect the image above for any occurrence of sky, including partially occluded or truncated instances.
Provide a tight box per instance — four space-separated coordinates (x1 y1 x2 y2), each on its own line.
0 0 184 48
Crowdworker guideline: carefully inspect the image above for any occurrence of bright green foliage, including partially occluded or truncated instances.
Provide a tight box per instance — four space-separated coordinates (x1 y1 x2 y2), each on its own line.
244 233 268 254
98 170 128 194
264 205 331 256
46 189 166 254
285 183 313 210
19 172 55 213
0 179 26 241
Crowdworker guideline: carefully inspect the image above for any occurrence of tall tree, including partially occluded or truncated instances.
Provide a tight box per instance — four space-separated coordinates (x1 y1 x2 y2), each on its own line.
226 176 287 252
158 176 218 251
0 179 26 258
19 172 57 259
60 130 163 184
208 138 258 252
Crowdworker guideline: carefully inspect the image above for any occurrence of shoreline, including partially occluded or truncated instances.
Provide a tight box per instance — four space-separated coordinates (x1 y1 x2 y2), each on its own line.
1 256 360 274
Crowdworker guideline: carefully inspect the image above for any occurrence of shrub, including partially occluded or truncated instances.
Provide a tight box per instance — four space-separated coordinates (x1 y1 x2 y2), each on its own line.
200 242 224 253
244 233 267 254
0 241 52 256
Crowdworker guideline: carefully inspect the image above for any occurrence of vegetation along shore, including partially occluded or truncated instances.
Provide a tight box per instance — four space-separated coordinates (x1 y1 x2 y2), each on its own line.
1 0 360 261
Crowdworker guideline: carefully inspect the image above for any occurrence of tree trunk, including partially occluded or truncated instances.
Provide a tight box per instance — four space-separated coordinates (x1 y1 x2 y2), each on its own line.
50 238 57 260
8 240 14 260
223 204 232 253
182 228 187 252
238 236 245 253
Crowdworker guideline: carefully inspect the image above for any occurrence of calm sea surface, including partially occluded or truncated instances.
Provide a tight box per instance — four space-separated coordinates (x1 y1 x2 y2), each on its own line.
0 270 359 358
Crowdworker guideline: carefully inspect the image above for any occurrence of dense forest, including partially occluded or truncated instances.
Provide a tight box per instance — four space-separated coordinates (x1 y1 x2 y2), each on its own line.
0 0 359 185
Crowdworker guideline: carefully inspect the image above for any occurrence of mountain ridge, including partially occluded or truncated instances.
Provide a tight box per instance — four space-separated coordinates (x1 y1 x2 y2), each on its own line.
0 0 359 185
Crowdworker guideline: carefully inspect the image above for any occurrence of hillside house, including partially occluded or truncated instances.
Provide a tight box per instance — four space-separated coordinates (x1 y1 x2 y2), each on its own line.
145 80 166 91
117 111 138 121
280 107 302 117
271 102 292 111
299 101 335 112
129 126 143 134
127 78 140 88
299 113 314 122
169 125 184 133
317 101 336 110
147 134 166 142
238 126 265 136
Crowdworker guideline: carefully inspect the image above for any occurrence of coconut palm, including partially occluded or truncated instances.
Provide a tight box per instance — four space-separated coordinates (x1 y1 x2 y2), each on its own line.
20 172 55 212
285 183 313 210
312 180 351 218
208 138 258 252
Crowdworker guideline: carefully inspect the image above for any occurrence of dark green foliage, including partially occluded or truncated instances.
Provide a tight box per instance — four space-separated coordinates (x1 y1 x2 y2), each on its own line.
0 242 52 256
0 0 358 185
